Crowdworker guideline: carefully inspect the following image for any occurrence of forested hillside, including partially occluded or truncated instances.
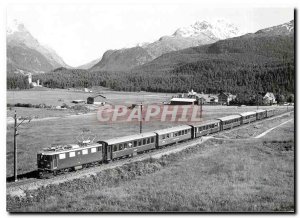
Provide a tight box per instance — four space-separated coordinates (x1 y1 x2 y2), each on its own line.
7 20 294 104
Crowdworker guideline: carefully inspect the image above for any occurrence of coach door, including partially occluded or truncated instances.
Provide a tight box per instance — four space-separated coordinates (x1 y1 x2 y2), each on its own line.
53 155 58 169
107 145 112 161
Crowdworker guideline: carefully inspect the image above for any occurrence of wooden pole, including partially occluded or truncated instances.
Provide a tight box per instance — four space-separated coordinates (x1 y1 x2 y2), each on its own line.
140 103 142 134
14 110 18 182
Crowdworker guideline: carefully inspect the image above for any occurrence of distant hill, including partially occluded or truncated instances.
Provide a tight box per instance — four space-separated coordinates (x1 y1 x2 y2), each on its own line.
134 20 294 73
7 19 69 74
90 20 242 71
9 20 294 103
75 58 102 69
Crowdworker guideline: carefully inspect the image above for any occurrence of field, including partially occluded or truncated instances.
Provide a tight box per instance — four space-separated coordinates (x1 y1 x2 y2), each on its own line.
7 114 294 212
6 88 290 177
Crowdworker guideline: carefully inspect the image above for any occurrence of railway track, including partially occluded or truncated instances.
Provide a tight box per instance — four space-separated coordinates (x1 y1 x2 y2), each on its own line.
6 109 294 196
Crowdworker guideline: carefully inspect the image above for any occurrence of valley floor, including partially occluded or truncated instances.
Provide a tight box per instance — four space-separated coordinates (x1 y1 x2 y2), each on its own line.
7 113 294 212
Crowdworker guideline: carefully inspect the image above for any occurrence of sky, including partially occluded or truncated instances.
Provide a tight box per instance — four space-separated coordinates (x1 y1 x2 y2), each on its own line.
6 2 294 67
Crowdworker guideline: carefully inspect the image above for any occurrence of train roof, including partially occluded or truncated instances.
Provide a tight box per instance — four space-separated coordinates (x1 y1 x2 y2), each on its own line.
98 132 156 145
191 119 220 127
170 98 196 102
39 143 101 155
239 111 256 117
217 114 241 122
154 125 191 135
256 109 266 113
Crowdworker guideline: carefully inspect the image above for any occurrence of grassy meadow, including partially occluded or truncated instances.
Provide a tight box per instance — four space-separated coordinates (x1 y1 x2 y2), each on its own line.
6 88 289 177
7 119 294 212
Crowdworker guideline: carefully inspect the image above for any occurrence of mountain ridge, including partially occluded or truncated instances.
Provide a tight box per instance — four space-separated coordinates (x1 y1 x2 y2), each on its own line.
7 19 69 74
90 19 242 71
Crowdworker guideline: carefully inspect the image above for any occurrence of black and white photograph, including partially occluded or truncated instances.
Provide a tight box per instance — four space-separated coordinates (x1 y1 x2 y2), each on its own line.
3 0 296 213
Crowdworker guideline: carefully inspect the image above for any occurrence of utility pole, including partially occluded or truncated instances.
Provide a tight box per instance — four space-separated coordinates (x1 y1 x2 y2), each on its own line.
140 103 143 134
13 110 31 182
14 111 17 182
199 98 203 119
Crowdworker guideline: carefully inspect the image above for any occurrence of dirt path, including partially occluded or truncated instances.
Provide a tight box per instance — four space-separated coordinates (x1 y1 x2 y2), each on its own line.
6 111 97 125
255 119 294 138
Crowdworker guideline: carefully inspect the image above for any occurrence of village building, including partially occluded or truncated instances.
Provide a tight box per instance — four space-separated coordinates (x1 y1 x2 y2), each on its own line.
170 90 219 105
218 92 237 105
27 73 42 88
263 92 277 105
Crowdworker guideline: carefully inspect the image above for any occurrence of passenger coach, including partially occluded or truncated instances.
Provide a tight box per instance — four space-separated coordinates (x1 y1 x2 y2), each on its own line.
240 111 256 124
256 109 267 120
98 132 156 162
266 109 275 117
217 115 241 131
154 125 192 147
191 120 220 138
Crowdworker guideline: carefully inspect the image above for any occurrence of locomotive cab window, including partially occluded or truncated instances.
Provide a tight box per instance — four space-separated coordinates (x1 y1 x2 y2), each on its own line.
59 153 66 159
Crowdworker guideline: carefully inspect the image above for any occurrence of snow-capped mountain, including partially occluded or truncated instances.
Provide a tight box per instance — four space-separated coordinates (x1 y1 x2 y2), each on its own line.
7 19 69 74
91 19 242 71
173 20 241 39
255 20 294 36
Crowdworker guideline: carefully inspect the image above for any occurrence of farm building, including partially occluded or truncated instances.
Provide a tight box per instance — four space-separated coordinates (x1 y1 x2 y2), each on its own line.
72 100 86 104
263 92 277 105
170 98 197 105
218 92 236 105
187 90 219 104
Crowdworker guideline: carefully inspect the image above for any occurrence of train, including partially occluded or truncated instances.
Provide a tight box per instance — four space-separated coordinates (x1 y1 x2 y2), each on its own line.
37 108 276 177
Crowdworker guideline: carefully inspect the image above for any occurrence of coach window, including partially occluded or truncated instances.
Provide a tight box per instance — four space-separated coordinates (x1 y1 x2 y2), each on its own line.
138 140 142 146
82 149 88 155
128 143 132 148
147 138 150 144
59 153 66 159
113 145 118 152
134 141 137 147
124 143 128 149
120 144 123 150
185 130 187 134
151 137 154 143
91 147 97 153
142 139 145 144
98 146 102 152
69 152 75 157
166 134 170 138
